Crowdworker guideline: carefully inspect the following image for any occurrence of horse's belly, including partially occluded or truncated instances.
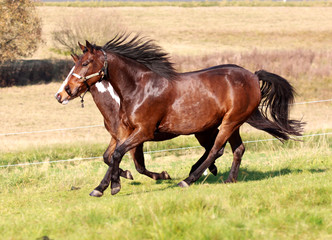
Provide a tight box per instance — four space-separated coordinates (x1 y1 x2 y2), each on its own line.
158 98 223 135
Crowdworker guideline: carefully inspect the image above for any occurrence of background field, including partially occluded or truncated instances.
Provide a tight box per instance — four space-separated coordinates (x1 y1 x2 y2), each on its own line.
0 4 331 240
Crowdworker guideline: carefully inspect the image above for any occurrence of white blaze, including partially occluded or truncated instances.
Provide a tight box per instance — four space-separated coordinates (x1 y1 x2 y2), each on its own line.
56 66 75 95
95 81 120 106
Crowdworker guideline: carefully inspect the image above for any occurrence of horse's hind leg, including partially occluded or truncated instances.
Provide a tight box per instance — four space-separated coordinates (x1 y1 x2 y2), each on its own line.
179 118 242 187
190 128 219 176
130 143 171 180
225 128 245 183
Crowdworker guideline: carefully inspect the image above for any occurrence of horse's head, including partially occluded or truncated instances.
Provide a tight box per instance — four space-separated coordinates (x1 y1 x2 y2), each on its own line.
55 41 108 104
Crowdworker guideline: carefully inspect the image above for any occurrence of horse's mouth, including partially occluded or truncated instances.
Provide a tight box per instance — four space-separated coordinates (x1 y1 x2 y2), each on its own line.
55 93 70 105
55 86 82 104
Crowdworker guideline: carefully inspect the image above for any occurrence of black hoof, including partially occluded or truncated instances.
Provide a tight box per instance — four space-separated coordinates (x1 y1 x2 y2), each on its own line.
89 189 103 197
177 181 189 188
125 170 134 180
162 171 171 180
111 182 121 195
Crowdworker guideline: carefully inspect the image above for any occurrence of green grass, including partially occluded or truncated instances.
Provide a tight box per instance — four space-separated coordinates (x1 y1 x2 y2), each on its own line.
0 132 331 239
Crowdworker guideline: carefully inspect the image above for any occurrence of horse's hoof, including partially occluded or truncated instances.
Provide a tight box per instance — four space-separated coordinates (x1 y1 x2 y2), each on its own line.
125 170 134 180
111 182 121 195
162 171 171 180
178 181 189 188
89 189 103 197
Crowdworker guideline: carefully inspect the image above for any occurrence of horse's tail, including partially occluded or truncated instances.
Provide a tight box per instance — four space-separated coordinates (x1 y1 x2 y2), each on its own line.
246 70 304 141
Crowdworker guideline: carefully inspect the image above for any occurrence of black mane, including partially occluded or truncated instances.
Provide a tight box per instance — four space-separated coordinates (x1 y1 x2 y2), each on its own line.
101 33 177 80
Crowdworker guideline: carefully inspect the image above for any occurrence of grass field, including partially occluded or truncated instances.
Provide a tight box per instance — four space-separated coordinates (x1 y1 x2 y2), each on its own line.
1 3 332 240
0 133 331 239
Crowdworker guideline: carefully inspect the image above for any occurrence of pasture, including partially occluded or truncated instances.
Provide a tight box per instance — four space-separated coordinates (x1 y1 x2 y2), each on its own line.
0 3 331 240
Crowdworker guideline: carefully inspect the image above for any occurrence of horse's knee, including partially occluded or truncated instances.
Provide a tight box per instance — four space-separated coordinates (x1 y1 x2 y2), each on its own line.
103 151 111 165
113 149 122 162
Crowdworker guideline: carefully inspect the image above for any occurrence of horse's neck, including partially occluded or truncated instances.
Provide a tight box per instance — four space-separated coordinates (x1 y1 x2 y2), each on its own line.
90 82 120 135
108 54 148 99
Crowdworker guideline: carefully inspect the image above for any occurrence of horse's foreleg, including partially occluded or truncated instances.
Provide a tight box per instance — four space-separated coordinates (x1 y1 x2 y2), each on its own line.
90 139 133 197
110 127 154 195
130 144 171 180
225 129 245 183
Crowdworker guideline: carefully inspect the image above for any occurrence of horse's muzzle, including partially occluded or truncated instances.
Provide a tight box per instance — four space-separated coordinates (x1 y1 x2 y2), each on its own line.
55 93 69 105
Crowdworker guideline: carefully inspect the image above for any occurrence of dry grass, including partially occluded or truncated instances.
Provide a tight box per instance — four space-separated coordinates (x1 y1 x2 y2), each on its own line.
32 7 332 58
0 83 108 152
174 49 332 100
37 0 332 8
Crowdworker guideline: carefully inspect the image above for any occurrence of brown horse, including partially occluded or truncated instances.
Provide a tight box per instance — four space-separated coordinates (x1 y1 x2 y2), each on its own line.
55 34 303 196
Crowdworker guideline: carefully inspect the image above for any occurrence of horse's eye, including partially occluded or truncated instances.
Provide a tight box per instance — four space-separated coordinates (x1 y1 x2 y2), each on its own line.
82 60 92 66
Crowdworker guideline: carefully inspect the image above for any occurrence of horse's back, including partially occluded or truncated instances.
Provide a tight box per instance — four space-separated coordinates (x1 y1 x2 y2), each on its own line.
178 65 260 105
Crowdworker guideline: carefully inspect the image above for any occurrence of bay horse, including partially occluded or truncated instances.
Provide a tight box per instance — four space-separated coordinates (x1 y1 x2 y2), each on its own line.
55 34 303 196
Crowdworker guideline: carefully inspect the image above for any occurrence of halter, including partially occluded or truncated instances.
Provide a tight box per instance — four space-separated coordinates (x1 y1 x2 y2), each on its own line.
71 49 108 108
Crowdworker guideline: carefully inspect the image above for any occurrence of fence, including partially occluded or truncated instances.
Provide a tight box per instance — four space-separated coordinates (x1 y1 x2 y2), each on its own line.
0 98 331 168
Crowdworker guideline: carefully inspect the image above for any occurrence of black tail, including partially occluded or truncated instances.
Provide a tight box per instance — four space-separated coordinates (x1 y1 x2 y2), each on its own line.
246 70 304 141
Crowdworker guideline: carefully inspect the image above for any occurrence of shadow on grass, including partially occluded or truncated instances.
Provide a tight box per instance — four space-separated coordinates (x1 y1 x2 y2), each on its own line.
129 181 142 186
119 184 176 197
195 167 328 185
118 167 327 197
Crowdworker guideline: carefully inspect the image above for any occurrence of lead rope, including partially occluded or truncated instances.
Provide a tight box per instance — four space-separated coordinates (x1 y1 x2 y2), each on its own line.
80 88 89 108
79 78 91 108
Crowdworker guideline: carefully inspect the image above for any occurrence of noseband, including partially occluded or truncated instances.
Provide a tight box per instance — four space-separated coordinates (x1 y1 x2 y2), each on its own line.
72 49 108 108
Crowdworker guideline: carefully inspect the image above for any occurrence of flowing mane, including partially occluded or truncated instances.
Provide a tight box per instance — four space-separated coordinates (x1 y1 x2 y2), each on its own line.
101 33 177 80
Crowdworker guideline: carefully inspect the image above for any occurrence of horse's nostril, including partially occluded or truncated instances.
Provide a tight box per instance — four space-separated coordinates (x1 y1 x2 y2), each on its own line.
55 93 61 102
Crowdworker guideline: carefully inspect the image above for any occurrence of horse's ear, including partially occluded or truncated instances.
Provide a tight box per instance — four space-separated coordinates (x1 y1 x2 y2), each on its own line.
78 42 86 52
85 40 94 53
71 53 79 63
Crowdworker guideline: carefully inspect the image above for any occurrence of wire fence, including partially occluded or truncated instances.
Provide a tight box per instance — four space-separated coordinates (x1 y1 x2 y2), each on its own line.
0 132 330 168
1 98 331 137
1 98 330 168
